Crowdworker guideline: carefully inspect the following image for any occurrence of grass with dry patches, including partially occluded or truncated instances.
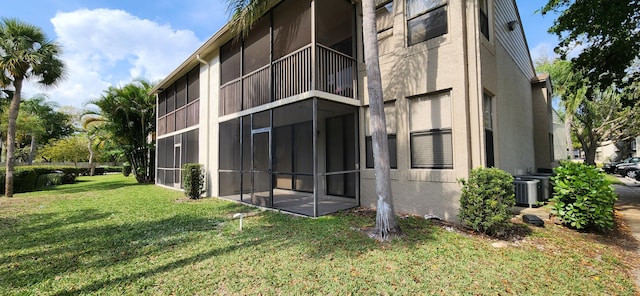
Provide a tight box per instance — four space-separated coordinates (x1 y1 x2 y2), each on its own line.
0 174 637 295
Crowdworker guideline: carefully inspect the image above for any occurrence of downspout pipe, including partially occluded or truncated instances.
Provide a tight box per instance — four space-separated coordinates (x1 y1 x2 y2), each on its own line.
196 53 212 196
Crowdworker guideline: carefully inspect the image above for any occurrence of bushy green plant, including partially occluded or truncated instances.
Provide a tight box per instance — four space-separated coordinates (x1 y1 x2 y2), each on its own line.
458 167 515 234
13 168 39 193
122 163 132 177
182 163 205 199
551 161 617 231
58 168 78 184
0 165 78 195
35 173 63 188
101 166 123 173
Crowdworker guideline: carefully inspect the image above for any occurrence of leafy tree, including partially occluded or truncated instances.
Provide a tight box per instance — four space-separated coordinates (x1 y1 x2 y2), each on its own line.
84 79 156 183
20 95 74 164
541 0 640 92
536 59 582 156
225 0 400 240
0 18 65 197
537 59 640 165
38 135 89 166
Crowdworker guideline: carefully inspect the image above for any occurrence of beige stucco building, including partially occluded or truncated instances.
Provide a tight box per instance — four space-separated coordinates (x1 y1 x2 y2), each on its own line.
152 0 553 221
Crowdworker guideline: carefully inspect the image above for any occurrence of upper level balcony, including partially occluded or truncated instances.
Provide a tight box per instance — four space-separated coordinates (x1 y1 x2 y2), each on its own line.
218 0 357 117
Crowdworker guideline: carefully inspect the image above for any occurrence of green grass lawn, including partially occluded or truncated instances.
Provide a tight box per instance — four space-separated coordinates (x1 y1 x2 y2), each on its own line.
605 173 625 185
0 174 636 295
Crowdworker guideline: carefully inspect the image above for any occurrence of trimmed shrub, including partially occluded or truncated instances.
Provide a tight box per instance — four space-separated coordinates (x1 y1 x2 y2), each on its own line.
551 161 617 231
78 167 106 176
101 166 122 173
36 173 64 188
458 167 516 234
0 165 78 195
58 168 78 184
122 163 132 177
182 163 205 199
13 168 39 193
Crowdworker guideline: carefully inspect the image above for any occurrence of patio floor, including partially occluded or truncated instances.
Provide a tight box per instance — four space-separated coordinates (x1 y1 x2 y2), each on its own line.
221 188 358 217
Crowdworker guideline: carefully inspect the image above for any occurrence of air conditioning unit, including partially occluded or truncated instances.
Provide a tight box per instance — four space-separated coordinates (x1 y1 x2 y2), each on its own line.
517 174 552 201
513 178 539 207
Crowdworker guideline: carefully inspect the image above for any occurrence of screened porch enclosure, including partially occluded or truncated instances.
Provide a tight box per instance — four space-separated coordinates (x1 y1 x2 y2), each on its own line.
218 99 359 217
218 0 357 116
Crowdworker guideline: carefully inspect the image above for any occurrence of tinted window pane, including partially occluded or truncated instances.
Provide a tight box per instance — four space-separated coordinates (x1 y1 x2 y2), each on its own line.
365 135 397 169
411 131 452 168
407 6 447 46
406 0 446 18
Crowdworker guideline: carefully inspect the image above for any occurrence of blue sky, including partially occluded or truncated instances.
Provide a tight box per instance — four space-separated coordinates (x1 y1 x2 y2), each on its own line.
4 0 560 108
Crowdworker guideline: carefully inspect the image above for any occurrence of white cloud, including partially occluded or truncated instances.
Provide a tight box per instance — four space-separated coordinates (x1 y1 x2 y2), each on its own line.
20 8 203 108
530 42 558 64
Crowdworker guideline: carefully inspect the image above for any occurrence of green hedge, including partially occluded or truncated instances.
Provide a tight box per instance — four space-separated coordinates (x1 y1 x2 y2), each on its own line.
78 167 106 176
0 166 79 195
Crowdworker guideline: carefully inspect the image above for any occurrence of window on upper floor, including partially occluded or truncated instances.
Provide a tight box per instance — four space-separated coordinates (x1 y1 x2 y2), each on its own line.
406 0 448 46
409 91 453 169
364 102 397 169
376 0 394 32
376 0 394 54
479 0 489 40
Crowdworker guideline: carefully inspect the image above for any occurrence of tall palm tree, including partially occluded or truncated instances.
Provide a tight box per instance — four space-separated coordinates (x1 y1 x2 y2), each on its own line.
0 18 65 197
84 79 156 183
225 0 400 240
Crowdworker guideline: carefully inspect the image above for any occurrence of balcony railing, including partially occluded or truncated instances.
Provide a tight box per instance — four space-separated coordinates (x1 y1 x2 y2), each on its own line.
219 44 356 116
317 45 355 99
220 79 242 116
273 46 312 101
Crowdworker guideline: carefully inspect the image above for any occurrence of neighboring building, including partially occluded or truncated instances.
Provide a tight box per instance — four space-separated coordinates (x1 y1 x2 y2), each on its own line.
551 110 569 164
152 0 553 220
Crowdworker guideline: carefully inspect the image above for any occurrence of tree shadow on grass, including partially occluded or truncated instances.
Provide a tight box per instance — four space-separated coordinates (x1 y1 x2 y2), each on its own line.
0 208 249 292
37 179 143 195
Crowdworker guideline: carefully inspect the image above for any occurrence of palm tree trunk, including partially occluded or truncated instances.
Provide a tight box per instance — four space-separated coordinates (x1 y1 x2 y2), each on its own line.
28 134 36 165
5 79 23 197
87 135 95 176
0 132 4 163
362 0 400 241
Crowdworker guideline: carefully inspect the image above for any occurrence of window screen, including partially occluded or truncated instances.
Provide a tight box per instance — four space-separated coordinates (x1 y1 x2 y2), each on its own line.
166 84 175 113
219 119 241 171
185 129 199 164
316 0 354 56
158 92 166 117
409 91 453 168
176 77 187 109
243 17 270 74
187 66 199 103
273 0 311 60
406 0 448 46
220 40 241 85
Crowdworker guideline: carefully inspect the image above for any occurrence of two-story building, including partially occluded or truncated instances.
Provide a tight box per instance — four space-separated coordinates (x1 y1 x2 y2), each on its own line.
152 0 553 220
